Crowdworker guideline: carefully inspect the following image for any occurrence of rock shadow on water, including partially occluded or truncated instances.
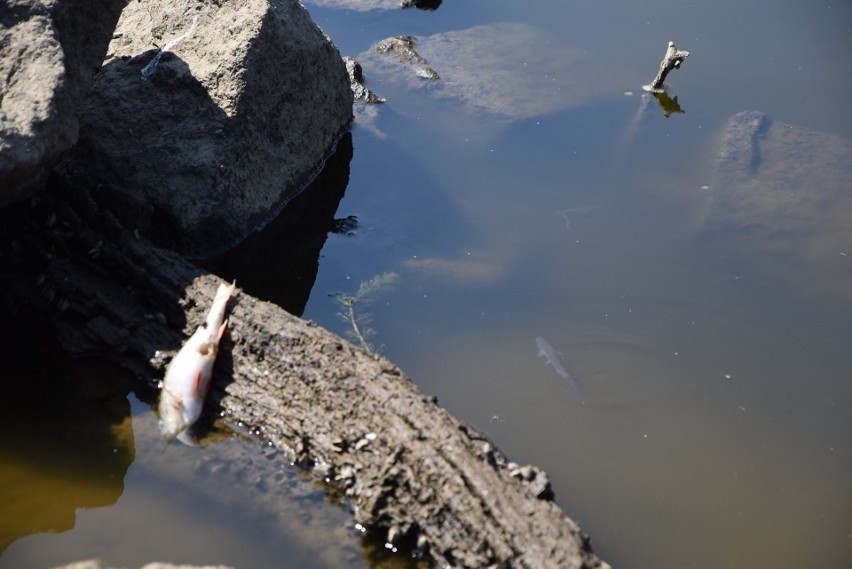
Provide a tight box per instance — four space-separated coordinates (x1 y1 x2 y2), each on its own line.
198 133 355 317
0 313 135 554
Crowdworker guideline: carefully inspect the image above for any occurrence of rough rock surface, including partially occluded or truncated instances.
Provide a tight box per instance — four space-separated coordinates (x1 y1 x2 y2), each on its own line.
343 56 385 104
0 0 125 207
62 0 353 257
0 170 610 568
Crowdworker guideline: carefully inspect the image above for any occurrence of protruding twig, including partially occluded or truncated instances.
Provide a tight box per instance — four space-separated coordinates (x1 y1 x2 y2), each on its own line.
141 16 200 79
645 41 690 92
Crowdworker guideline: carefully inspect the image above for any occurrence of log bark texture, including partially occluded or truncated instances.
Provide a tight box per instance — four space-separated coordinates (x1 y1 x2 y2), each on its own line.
0 174 609 569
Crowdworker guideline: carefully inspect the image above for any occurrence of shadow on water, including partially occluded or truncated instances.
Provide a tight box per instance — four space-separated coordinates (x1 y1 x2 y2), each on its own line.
404 0 442 10
0 312 430 568
652 91 685 117
198 133 354 317
0 313 135 554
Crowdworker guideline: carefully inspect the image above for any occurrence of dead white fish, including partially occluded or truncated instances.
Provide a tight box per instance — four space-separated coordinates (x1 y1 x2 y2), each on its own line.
536 336 578 389
159 281 236 444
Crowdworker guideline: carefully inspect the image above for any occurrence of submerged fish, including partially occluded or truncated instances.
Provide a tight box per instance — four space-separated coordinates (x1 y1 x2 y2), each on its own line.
159 281 236 444
536 336 577 389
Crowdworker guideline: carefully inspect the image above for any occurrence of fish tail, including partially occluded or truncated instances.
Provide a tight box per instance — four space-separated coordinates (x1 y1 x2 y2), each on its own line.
205 281 236 331
566 374 579 390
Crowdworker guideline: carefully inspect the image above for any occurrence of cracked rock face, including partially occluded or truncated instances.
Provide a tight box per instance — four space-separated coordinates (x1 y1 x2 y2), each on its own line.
63 0 353 257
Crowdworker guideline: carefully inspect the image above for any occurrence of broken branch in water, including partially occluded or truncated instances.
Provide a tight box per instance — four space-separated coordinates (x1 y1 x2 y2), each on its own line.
645 40 690 92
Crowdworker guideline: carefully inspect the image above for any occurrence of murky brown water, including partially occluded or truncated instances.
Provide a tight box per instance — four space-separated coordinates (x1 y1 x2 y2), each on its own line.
303 1 852 567
2 1 851 568
0 319 377 568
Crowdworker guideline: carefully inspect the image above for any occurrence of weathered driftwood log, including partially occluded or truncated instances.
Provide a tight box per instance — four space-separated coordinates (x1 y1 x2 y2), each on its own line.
647 40 690 91
0 176 609 569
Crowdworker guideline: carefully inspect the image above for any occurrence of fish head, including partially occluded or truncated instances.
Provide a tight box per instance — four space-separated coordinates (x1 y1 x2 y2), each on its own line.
158 388 190 441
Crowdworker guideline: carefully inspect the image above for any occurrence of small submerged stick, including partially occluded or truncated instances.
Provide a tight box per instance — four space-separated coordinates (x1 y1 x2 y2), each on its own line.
645 41 690 92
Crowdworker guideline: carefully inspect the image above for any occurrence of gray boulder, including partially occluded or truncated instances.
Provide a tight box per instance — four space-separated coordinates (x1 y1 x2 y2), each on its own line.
0 0 125 207
64 0 353 257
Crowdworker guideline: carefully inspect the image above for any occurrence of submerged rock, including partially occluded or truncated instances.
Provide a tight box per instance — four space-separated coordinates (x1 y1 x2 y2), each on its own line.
63 0 353 257
703 111 852 302
360 22 623 120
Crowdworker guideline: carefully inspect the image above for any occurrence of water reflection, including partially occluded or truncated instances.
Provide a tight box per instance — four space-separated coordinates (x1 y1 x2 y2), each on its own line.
403 0 441 10
652 91 685 117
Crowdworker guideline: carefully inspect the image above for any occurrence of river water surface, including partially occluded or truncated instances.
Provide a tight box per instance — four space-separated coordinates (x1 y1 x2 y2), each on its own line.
2 1 851 568
302 1 852 567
